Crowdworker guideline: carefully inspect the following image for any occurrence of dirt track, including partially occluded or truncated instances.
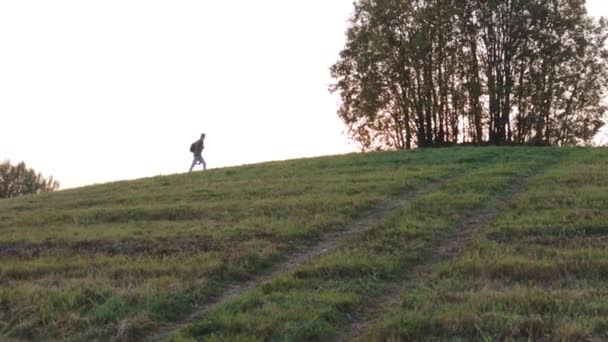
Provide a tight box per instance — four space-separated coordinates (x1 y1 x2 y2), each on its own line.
146 181 445 341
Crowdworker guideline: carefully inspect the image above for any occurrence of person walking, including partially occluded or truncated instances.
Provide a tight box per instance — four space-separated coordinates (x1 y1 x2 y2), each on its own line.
189 133 207 172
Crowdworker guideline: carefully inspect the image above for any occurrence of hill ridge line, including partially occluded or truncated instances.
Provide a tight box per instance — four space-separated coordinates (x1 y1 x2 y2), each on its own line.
340 164 560 340
146 180 446 341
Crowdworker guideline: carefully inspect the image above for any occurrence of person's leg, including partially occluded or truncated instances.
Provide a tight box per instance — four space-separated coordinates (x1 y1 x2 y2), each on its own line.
189 157 198 172
200 156 207 170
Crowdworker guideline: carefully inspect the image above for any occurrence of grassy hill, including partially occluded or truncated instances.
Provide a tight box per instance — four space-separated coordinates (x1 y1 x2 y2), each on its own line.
0 147 606 341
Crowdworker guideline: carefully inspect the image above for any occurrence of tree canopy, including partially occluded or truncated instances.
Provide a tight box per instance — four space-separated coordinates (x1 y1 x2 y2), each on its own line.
0 161 60 198
331 0 608 150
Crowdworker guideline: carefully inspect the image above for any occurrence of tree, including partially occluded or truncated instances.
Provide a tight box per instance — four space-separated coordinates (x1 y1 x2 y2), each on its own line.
0 160 60 198
330 0 608 150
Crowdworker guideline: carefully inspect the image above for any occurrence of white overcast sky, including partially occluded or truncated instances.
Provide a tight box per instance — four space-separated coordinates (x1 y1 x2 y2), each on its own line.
1 1 607 189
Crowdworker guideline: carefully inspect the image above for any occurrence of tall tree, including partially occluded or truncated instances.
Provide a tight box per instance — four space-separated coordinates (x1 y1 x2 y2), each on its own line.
331 0 608 150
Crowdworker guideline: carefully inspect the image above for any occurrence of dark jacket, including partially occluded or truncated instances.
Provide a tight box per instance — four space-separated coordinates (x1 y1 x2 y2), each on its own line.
193 139 205 156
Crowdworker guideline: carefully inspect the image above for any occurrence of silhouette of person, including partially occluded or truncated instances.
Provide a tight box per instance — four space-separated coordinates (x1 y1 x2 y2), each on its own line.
189 133 207 172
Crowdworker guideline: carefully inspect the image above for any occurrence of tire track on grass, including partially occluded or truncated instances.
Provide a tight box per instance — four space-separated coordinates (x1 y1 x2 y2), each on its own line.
146 180 446 341
339 165 557 341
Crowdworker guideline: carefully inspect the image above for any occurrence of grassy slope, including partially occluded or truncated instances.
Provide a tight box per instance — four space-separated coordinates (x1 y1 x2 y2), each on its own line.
0 147 605 341
0 148 468 340
177 147 567 341
365 148 608 341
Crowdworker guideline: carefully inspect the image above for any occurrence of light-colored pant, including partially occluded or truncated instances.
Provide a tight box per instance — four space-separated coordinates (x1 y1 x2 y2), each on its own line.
190 155 206 172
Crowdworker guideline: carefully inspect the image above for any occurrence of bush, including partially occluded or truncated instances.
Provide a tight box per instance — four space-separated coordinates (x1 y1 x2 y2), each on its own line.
0 160 59 198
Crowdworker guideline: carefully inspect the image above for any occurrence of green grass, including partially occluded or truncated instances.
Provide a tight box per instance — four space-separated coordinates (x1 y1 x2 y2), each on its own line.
177 147 567 341
0 147 605 341
0 148 477 341
363 148 608 341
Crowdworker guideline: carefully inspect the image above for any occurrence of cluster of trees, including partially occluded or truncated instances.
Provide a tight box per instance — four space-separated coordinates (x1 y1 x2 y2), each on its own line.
0 161 59 198
331 0 608 150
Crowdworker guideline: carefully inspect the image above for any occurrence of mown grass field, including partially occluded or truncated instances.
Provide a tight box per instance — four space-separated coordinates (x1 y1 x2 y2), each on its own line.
0 147 606 341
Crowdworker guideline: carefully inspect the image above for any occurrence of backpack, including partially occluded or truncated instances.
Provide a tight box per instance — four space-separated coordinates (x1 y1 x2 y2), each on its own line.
189 142 196 153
